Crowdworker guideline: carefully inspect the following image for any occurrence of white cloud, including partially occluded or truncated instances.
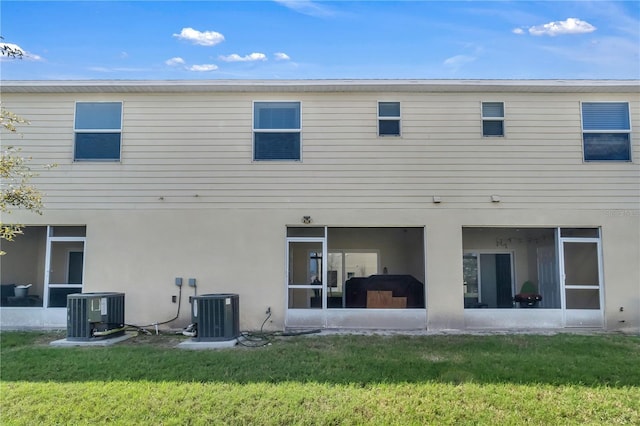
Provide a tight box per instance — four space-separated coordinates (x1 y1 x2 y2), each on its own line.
512 28 525 35
1 42 24 57
219 53 267 62
165 57 186 66
528 18 596 36
274 52 291 61
0 42 43 61
188 64 218 72
444 54 476 68
173 28 225 46
274 0 335 17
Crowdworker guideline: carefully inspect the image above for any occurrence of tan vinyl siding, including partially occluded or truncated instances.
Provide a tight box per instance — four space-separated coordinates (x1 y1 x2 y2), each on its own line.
3 89 639 211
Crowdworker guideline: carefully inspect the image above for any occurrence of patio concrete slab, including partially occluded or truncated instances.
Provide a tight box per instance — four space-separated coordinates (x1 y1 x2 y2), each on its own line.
50 332 136 347
177 338 239 350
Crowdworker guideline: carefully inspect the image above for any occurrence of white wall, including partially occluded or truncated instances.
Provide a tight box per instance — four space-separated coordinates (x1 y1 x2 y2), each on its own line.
1 83 638 332
3 90 638 213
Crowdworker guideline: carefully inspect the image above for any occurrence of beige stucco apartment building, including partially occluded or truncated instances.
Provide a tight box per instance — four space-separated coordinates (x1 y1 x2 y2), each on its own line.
1 80 639 333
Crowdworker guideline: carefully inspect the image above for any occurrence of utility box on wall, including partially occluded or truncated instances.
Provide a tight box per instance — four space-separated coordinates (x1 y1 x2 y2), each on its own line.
191 293 240 342
67 292 125 341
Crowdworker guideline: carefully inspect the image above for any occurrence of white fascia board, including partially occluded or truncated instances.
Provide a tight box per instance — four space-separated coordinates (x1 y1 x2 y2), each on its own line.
1 79 639 94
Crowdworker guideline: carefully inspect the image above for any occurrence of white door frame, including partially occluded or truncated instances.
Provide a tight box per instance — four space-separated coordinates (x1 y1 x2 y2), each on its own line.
44 226 85 308
285 234 327 327
558 232 604 327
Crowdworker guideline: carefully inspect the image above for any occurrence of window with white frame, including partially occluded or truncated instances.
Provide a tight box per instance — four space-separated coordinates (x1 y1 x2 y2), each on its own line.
481 102 504 137
253 101 301 161
74 102 122 161
581 102 631 162
378 101 401 136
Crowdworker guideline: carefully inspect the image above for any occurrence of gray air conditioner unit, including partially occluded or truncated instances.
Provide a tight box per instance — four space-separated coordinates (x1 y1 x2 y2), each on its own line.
191 293 240 342
67 292 125 341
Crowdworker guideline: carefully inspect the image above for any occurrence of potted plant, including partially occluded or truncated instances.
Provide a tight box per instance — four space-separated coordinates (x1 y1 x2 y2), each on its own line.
514 281 542 308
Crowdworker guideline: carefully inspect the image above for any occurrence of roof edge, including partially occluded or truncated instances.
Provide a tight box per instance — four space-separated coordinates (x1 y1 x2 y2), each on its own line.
1 79 638 94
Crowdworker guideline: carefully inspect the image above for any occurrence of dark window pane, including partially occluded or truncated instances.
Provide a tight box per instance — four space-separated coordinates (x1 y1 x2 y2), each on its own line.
583 133 630 161
378 102 400 117
254 102 300 129
49 288 81 308
483 120 504 136
379 120 400 136
51 226 87 237
68 252 84 284
75 102 122 130
287 227 325 237
75 133 121 160
254 132 301 160
560 228 600 238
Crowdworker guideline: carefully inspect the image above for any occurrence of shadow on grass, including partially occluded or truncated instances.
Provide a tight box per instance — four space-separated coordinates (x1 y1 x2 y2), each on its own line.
1 332 639 387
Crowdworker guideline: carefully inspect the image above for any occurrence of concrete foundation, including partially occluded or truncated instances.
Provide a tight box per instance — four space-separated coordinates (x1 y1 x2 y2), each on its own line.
177 338 239 350
50 332 136 347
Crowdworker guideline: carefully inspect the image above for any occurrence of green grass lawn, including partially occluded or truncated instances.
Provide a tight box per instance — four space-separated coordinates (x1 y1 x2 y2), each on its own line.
1 331 639 425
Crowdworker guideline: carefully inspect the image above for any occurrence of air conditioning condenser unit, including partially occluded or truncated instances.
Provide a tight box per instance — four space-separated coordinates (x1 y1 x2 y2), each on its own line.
67 292 125 341
191 293 239 342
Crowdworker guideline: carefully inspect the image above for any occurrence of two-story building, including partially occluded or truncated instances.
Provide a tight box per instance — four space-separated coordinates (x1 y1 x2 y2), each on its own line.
1 79 639 333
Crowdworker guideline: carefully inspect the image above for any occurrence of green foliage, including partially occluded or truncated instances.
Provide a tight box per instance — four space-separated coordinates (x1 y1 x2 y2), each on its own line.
0 40 47 255
0 102 52 255
1 332 639 424
0 146 44 254
0 106 29 133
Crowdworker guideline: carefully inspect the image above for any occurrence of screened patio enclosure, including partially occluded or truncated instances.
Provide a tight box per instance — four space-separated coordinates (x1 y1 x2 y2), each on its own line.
1 226 86 308
285 227 426 329
463 227 604 328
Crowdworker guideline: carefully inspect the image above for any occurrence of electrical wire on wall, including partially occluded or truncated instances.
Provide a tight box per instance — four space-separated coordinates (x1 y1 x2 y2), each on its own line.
125 283 183 335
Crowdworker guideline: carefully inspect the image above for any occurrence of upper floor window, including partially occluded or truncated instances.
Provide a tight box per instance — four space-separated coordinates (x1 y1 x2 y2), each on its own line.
482 102 504 137
378 101 401 136
253 101 301 161
581 102 631 162
74 102 122 161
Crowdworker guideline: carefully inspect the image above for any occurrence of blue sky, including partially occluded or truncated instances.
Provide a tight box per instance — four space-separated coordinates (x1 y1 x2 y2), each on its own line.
1 1 639 80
